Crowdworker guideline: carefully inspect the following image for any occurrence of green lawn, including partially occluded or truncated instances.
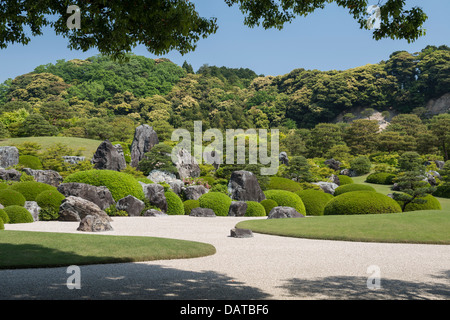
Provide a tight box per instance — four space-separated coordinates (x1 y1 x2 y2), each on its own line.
0 231 216 270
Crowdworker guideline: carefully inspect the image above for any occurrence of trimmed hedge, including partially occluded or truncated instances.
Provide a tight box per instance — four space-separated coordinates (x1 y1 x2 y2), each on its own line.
267 177 303 193
245 201 266 217
296 189 334 216
337 175 354 185
35 190 66 211
0 208 9 224
260 199 278 215
164 191 184 215
402 194 442 212
18 155 43 170
4 205 34 223
0 217 3 230
183 199 200 215
263 190 306 215
366 172 396 185
324 191 402 215
0 189 26 207
64 169 145 201
8 181 56 201
334 184 376 196
199 192 232 216
433 185 450 199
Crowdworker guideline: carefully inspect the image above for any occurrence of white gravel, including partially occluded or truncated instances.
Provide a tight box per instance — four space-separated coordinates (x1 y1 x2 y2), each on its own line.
1 216 450 300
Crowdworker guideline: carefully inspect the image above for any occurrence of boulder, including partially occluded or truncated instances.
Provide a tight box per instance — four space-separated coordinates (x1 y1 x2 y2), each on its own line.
230 228 253 238
227 201 248 217
143 184 168 212
91 139 126 171
62 156 86 165
57 183 115 210
435 160 445 170
324 159 341 171
190 207 216 217
142 209 168 217
328 174 340 186
279 152 289 166
116 195 145 217
0 168 22 181
59 196 112 222
267 206 304 219
147 170 185 194
22 168 63 187
184 185 208 200
77 215 113 232
228 170 266 202
313 181 339 195
174 148 200 179
0 146 19 168
25 201 41 222
130 124 159 167
340 168 357 177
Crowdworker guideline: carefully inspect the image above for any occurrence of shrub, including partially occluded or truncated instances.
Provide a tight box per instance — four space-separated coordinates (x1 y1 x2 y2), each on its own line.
4 205 34 223
366 172 396 185
337 175 354 185
324 191 402 215
0 208 10 224
0 189 26 207
39 207 60 221
245 201 266 217
199 192 232 216
433 185 450 199
183 199 200 215
260 199 278 215
8 181 56 201
0 183 9 190
267 177 303 193
64 169 145 201
350 156 371 175
35 190 65 211
18 155 43 170
263 190 306 215
334 184 376 196
0 217 3 230
296 189 334 216
401 194 442 212
164 191 184 215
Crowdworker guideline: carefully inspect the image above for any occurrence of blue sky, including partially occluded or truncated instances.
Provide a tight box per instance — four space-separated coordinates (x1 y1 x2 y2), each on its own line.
0 0 449 83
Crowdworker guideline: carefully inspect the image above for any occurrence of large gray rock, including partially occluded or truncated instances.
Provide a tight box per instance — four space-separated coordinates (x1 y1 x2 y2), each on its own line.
116 195 145 217
279 152 289 166
228 170 266 202
324 159 341 171
77 215 113 232
91 139 126 171
174 148 200 179
25 201 40 222
0 168 22 181
130 124 159 167
59 196 112 222
230 228 253 238
147 170 185 195
0 146 19 168
227 201 248 217
142 209 168 217
190 207 216 217
57 183 115 210
313 181 339 195
184 185 208 200
62 156 86 165
340 168 357 177
143 184 168 212
22 168 63 187
267 206 304 219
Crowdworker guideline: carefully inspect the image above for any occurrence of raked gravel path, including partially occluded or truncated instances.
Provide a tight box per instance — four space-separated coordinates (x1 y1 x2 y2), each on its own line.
1 216 450 300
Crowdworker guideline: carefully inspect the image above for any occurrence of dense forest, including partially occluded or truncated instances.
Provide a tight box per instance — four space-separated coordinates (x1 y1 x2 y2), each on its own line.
0 45 449 161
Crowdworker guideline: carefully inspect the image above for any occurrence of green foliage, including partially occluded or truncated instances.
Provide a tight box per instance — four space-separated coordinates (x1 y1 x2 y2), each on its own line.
324 191 402 215
164 191 184 215
334 184 376 196
183 199 200 215
283 155 312 182
366 172 396 185
64 169 145 201
4 205 34 223
296 189 333 216
260 199 278 215
350 156 372 176
401 194 442 212
104 205 128 217
35 190 65 211
392 170 436 211
337 175 354 185
38 207 60 221
267 177 303 193
18 155 43 170
0 189 26 206
199 192 232 216
398 152 424 173
8 181 56 201
0 209 10 224
433 185 450 199
16 113 59 137
244 201 266 217
263 190 306 215
0 216 3 230
137 143 177 176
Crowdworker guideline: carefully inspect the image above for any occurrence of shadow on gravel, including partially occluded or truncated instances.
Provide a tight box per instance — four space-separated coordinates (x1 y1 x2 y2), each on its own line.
279 270 450 300
0 262 271 300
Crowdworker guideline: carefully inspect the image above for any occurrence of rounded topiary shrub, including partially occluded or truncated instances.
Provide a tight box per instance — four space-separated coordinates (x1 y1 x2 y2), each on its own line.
245 201 266 217
0 189 26 207
199 192 232 216
296 189 334 216
164 191 184 215
0 217 3 230
260 199 278 215
4 205 34 223
334 184 376 196
35 190 65 211
324 191 402 215
267 177 303 193
0 208 9 224
366 172 396 185
433 185 450 199
64 169 145 201
0 183 8 190
337 175 354 185
183 199 200 215
401 194 442 212
8 181 56 201
263 190 306 215
18 155 43 170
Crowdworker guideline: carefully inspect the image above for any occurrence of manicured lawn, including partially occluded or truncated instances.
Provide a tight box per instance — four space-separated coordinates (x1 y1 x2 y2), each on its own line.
0 231 216 269
236 210 450 244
